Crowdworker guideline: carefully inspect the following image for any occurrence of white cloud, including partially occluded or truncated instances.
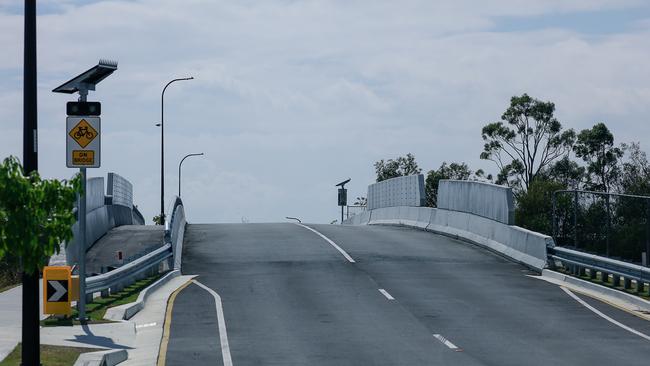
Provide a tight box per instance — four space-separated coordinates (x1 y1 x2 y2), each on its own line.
1 0 650 223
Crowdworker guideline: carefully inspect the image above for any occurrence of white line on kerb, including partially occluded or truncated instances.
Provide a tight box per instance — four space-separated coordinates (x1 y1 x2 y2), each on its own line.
378 289 395 300
561 287 650 342
135 322 157 329
433 334 461 351
193 280 234 366
295 223 356 263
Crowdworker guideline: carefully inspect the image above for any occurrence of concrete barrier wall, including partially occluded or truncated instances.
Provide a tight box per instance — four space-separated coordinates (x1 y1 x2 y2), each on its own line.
352 206 551 271
132 206 145 225
107 172 133 209
437 180 514 225
167 197 186 270
86 177 105 212
367 174 425 210
63 172 144 266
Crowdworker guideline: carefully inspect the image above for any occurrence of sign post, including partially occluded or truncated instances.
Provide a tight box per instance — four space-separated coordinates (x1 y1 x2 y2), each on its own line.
53 59 117 322
336 178 351 225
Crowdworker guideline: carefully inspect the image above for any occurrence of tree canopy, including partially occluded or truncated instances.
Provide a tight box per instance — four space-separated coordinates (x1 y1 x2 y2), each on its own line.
480 94 575 193
0 156 80 274
573 123 623 193
374 153 421 182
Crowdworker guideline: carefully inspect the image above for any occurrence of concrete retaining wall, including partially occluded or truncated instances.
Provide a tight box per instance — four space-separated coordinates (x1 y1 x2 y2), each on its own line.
349 206 551 271
437 180 514 225
367 174 425 210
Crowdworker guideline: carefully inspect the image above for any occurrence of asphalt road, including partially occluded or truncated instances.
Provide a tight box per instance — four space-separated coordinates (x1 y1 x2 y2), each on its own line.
165 223 650 366
85 225 163 275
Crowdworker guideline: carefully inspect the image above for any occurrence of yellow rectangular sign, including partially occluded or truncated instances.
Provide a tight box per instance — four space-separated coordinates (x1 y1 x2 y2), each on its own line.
43 266 72 316
72 150 95 166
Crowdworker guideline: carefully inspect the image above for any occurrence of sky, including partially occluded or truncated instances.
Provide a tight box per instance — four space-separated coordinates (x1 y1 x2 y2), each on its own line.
1 0 650 224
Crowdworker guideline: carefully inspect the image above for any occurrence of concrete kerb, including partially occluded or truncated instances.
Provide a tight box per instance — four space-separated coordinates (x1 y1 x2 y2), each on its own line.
538 269 650 317
104 270 181 321
73 349 128 366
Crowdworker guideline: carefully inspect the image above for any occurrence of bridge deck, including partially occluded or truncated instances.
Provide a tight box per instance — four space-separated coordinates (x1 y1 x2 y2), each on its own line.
165 223 650 366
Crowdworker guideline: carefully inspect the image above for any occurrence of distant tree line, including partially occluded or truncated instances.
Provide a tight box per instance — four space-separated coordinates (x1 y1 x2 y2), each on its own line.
372 94 650 262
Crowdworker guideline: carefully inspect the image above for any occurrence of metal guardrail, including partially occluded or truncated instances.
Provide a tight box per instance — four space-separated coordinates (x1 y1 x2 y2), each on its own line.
86 243 172 294
549 246 650 290
84 197 184 296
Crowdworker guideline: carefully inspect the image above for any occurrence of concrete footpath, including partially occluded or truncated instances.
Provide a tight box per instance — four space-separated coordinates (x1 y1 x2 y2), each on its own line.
0 275 193 364
121 274 194 365
0 283 46 360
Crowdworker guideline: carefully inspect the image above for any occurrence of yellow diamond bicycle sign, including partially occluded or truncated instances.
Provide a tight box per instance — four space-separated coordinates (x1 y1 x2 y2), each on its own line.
68 118 98 148
66 116 100 168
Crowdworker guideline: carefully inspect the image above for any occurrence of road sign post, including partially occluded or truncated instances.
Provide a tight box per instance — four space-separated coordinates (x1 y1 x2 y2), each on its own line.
43 266 72 316
53 59 117 322
336 178 351 225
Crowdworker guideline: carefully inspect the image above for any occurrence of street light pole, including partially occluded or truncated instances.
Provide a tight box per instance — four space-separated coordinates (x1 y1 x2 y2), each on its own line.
160 77 193 225
22 1 39 364
178 152 204 197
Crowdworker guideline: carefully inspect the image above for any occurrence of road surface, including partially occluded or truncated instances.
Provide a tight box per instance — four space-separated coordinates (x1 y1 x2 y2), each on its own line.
164 223 650 365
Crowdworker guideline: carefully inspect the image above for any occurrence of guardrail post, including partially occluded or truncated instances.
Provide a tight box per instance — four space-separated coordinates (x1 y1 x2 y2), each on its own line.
100 288 109 298
636 280 646 294
110 282 123 295
623 277 632 290
600 271 608 285
588 268 596 280
611 274 620 287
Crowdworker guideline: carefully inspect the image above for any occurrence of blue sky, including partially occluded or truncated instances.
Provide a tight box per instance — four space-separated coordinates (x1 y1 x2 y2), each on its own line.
1 1 650 224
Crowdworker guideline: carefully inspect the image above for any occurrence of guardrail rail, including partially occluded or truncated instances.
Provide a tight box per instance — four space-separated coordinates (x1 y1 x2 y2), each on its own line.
549 246 650 294
83 197 184 298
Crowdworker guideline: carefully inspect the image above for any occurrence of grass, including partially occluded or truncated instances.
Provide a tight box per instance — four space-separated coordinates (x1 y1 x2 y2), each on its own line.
0 343 102 366
0 282 20 294
41 271 166 326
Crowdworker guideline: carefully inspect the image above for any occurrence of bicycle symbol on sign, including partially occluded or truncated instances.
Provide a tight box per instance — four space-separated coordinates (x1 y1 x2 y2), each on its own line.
73 126 94 139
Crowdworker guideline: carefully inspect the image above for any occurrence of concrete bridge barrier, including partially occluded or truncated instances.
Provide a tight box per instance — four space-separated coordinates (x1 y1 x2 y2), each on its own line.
345 178 552 271
363 206 551 271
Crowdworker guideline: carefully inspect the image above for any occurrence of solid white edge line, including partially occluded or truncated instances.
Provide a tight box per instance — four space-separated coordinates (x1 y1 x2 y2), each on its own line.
561 286 650 342
295 223 356 263
378 289 395 300
433 334 460 351
193 280 234 366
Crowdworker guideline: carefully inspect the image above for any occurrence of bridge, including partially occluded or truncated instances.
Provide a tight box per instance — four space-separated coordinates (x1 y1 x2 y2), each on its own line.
24 174 650 365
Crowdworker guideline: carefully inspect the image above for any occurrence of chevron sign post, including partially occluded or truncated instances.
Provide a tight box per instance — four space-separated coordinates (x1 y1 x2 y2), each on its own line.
43 266 72 315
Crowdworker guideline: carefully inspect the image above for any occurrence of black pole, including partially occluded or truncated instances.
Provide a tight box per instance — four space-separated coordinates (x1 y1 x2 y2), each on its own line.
160 82 166 226
605 194 611 257
573 191 578 249
551 192 557 240
160 77 193 225
646 199 650 267
22 1 40 365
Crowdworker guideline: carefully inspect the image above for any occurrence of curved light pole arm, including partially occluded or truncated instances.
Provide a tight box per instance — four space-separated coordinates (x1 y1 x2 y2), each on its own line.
178 152 204 197
160 76 194 224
